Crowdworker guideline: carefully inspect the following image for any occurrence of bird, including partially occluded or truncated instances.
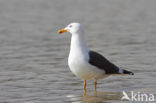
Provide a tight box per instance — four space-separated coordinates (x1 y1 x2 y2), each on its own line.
57 22 134 96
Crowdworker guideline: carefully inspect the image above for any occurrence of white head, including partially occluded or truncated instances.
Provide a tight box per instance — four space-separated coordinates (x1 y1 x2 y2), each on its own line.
58 22 84 35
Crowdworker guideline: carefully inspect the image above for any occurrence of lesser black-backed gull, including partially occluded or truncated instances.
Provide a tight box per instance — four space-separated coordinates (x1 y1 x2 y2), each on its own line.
58 23 134 96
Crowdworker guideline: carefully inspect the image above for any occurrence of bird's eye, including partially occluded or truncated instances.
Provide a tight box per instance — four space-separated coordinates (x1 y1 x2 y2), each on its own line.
69 25 72 28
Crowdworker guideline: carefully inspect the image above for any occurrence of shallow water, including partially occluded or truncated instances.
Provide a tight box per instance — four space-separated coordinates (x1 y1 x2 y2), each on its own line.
0 0 156 103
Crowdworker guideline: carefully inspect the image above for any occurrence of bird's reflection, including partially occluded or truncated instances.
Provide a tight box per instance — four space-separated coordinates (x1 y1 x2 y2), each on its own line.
67 91 121 103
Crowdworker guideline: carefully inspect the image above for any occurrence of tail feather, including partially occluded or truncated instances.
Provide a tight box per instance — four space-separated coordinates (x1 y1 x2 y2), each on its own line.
123 69 134 75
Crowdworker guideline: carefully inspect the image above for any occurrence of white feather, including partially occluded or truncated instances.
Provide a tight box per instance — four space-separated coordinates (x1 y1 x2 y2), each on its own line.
67 23 106 80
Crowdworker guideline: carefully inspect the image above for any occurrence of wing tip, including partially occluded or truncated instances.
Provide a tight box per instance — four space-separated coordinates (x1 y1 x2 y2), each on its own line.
123 69 134 75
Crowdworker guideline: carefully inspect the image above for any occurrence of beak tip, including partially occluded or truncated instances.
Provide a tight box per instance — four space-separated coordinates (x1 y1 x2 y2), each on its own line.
57 31 61 34
57 29 67 34
57 30 63 34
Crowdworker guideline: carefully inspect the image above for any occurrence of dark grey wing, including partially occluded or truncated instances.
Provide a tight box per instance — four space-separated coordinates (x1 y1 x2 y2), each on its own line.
89 51 120 74
89 51 134 75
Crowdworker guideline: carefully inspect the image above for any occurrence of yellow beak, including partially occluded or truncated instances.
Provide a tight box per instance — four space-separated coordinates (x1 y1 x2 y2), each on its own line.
57 28 67 34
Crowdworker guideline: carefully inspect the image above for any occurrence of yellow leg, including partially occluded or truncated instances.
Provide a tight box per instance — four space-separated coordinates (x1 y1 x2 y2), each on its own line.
83 80 86 96
94 80 97 96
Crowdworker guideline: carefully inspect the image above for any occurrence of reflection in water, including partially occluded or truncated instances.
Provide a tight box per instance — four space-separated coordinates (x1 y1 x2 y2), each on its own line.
67 91 121 103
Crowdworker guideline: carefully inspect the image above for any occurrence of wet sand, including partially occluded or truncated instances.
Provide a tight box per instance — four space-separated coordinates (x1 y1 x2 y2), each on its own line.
0 0 156 103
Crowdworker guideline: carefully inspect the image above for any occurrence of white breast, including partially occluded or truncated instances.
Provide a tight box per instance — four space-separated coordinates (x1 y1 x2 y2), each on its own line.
68 53 105 80
68 32 105 80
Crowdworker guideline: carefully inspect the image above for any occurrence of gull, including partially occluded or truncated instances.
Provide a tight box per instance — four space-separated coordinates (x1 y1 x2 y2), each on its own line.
58 22 134 96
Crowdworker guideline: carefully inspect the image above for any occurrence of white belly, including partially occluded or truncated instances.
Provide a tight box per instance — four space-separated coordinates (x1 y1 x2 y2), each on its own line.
68 34 106 80
68 56 105 80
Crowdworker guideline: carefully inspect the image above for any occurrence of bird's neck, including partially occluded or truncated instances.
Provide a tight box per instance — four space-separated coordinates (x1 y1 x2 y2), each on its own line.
70 33 89 56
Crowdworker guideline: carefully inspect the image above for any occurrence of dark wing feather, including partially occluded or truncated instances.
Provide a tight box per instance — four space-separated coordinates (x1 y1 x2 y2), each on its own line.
89 51 120 74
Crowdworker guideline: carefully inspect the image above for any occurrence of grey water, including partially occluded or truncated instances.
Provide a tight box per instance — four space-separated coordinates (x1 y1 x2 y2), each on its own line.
0 0 156 103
